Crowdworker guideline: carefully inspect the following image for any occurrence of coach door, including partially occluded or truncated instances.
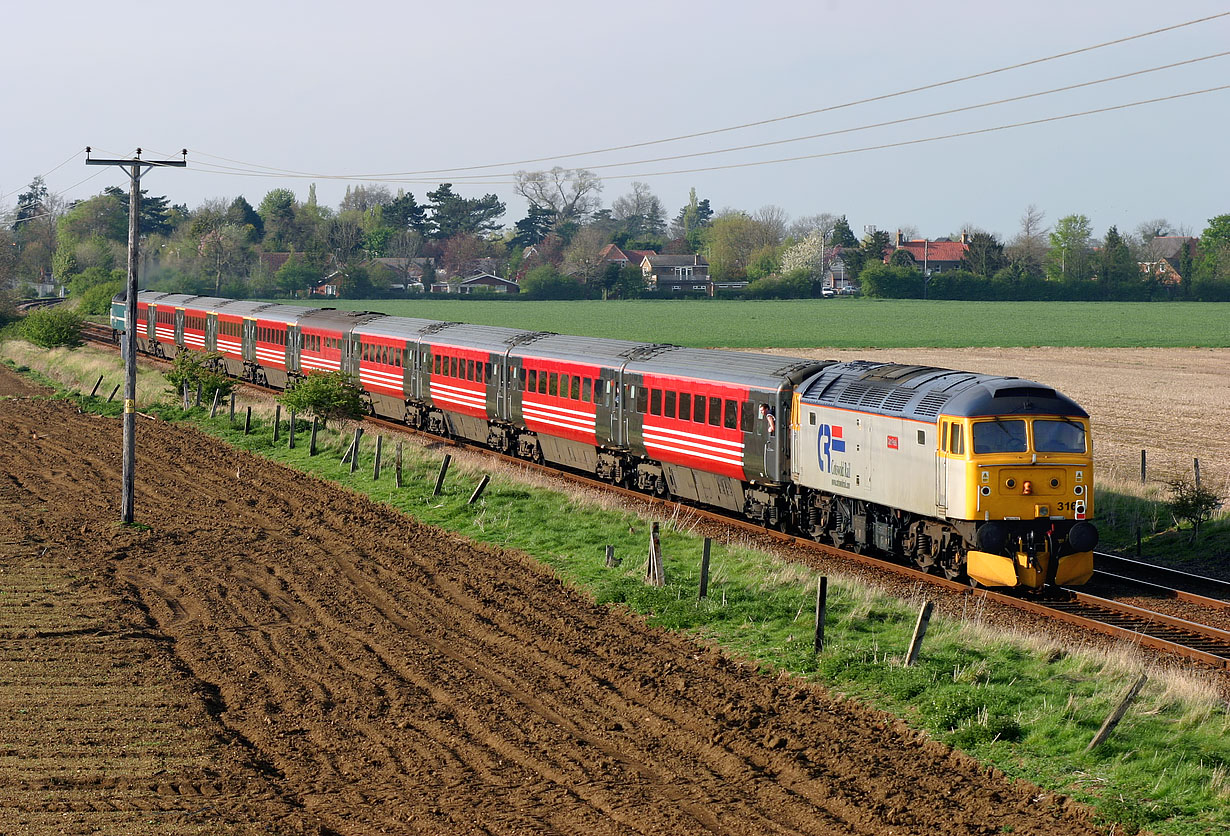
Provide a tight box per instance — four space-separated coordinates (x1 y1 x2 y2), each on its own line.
174 309 184 347
206 314 217 352
242 318 256 362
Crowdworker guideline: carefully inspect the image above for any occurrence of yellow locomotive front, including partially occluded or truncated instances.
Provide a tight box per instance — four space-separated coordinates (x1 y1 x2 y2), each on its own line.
940 409 1098 589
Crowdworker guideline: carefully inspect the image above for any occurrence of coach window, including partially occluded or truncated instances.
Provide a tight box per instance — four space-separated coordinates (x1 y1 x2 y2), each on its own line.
580 378 591 403
709 396 722 426
560 374 570 397
650 388 662 416
663 390 676 418
635 386 648 414
724 399 738 430
546 373 556 396
679 392 691 421
526 369 537 392
742 401 754 432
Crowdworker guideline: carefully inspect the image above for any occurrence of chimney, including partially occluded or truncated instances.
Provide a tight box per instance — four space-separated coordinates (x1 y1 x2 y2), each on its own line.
961 231 969 245
896 229 903 246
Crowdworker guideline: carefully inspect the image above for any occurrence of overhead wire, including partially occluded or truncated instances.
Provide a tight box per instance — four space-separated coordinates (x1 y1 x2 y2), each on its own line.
181 10 1230 180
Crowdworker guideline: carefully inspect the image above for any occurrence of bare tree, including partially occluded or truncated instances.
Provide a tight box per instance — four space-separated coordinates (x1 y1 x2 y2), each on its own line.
1006 204 1049 275
612 182 666 236
561 225 609 284
339 185 393 214
513 167 603 225
787 212 838 244
752 205 789 245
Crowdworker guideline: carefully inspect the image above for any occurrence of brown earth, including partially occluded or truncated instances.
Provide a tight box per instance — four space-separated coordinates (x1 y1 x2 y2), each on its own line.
0 371 1104 835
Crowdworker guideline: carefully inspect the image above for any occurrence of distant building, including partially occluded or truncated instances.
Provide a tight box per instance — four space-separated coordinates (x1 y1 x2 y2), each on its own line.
641 254 713 295
1138 236 1197 286
887 231 970 274
457 272 520 294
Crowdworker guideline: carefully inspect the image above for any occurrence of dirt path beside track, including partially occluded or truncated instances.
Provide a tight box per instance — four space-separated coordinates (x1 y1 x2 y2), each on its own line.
0 372 1103 835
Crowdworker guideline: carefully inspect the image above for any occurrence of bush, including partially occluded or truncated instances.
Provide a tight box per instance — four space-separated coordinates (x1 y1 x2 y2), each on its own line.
166 350 234 404
20 307 84 348
277 371 365 427
520 265 586 300
79 280 126 316
1165 477 1225 542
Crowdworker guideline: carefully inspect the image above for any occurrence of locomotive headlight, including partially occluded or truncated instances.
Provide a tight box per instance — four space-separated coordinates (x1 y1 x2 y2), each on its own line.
1073 484 1085 496
979 485 991 496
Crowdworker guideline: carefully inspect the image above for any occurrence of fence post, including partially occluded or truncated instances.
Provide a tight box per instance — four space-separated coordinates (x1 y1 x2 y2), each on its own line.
468 474 490 504
182 380 189 410
1087 673 1149 752
288 409 296 449
605 545 617 568
90 374 103 397
244 406 252 435
1141 449 1146 484
813 576 828 654
1194 458 1201 489
273 405 281 443
209 389 220 418
646 522 664 587
373 435 383 480
229 392 236 422
107 383 120 402
309 416 318 456
195 381 202 408
433 454 451 496
349 428 363 474
394 441 403 488
698 537 712 599
904 601 934 666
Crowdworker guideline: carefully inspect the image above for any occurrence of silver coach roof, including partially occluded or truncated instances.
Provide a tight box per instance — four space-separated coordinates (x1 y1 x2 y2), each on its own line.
628 348 830 390
508 333 647 365
353 315 449 340
798 361 1087 421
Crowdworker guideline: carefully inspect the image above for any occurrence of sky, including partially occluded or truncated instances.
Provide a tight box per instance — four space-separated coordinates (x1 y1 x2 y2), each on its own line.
3 0 1228 241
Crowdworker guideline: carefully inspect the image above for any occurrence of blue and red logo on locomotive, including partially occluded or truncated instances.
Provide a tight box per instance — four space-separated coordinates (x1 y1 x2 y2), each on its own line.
818 423 846 473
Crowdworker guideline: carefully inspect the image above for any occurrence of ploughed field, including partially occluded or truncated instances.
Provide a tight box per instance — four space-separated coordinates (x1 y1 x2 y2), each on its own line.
0 368 1101 836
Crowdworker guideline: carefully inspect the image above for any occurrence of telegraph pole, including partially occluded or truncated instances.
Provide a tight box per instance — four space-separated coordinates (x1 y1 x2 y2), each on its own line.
85 147 187 524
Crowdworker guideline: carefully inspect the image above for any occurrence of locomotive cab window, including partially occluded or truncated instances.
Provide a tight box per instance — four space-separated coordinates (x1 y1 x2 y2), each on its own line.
972 419 1026 454
1032 419 1086 454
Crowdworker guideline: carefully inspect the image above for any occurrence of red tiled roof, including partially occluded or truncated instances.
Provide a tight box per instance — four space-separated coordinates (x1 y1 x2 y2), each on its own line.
891 240 968 264
599 244 628 262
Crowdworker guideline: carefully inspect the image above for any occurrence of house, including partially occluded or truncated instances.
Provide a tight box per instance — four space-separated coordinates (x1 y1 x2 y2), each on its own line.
600 244 658 268
641 254 713 295
258 252 294 276
311 271 342 297
1138 236 1197 286
457 272 520 294
887 231 970 274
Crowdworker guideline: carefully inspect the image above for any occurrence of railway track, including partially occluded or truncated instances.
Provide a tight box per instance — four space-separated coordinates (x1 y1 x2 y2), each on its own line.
77 322 1230 670
1092 551 1230 607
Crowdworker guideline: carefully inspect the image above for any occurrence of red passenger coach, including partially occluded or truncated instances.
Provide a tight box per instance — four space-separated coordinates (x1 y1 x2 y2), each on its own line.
639 374 749 481
358 335 407 398
428 344 491 420
518 359 601 446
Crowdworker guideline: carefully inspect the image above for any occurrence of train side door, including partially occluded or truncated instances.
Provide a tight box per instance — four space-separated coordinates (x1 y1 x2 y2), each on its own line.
206 314 217 352
174 309 184 347
608 370 624 447
935 420 949 514
242 318 255 362
287 325 300 373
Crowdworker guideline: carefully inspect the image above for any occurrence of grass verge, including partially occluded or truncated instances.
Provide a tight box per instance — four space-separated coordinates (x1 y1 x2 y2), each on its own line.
6 341 1230 836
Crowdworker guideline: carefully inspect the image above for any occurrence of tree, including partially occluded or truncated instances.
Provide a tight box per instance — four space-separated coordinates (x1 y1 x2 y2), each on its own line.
58 193 128 244
278 371 365 427
520 264 585 299
1165 477 1224 543
961 231 1007 278
426 183 505 239
339 184 392 214
779 231 831 285
327 218 365 267
830 215 859 249
670 188 714 248
1006 205 1048 277
1135 218 1173 244
197 224 252 294
1098 226 1137 298
787 213 837 245
104 185 175 237
382 191 429 237
20 307 83 348
612 182 667 238
275 256 320 298
441 233 488 278
511 206 557 249
258 188 298 248
703 211 781 281
1045 214 1094 281
225 196 264 241
166 350 234 403
12 176 48 228
513 167 602 226
561 225 608 284
752 205 789 246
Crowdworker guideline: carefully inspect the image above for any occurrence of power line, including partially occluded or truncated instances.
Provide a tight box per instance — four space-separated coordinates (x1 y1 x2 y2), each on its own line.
187 10 1228 180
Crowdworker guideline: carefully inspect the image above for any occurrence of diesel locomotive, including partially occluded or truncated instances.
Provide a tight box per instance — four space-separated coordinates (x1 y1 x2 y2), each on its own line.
113 291 1098 590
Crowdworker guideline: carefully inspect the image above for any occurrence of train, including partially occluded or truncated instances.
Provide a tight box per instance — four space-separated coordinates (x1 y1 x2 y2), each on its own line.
112 290 1098 591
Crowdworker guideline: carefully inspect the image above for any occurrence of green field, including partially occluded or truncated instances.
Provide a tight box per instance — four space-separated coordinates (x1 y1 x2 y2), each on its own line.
297 298 1230 348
